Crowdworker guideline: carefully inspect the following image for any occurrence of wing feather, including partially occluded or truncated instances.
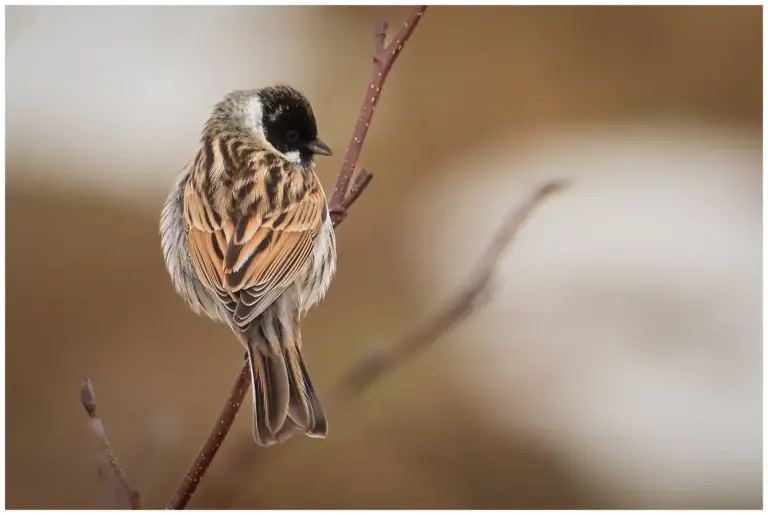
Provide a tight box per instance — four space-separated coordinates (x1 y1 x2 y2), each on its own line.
183 161 325 333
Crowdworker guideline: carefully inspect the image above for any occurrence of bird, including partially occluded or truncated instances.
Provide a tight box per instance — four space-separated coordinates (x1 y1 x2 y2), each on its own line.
159 85 337 446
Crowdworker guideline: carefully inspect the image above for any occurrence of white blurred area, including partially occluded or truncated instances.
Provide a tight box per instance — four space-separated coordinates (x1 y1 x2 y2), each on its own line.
402 122 762 508
5 6 322 204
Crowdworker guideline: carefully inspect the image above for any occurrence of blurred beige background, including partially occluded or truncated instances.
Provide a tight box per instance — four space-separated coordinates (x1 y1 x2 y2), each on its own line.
6 5 762 509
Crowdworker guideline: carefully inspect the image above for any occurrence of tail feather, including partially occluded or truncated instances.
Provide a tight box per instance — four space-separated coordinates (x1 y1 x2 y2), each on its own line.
246 345 290 447
246 342 327 446
284 346 328 438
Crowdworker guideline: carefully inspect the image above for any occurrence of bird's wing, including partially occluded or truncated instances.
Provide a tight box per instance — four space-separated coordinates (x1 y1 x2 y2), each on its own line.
183 170 325 332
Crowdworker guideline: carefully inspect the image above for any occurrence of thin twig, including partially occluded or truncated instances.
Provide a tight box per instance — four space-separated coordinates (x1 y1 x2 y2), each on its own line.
165 7 427 510
80 378 141 510
329 5 428 222
330 170 374 226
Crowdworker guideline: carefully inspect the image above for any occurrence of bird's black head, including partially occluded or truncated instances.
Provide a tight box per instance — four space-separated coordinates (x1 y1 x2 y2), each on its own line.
256 85 332 164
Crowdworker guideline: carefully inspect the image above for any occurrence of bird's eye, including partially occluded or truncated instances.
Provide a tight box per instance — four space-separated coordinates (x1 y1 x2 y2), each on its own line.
286 130 299 142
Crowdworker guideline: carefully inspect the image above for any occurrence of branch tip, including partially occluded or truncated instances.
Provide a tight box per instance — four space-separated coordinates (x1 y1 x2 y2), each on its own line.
80 377 97 417
374 16 388 57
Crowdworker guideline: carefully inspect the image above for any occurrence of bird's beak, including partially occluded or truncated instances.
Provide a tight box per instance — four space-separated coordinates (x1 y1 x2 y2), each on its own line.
306 138 333 157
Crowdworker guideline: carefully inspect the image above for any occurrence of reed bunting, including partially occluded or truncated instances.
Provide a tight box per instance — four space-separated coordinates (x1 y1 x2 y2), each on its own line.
160 85 336 446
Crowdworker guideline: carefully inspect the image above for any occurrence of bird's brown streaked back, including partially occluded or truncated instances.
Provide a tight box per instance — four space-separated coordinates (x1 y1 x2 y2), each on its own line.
183 137 325 332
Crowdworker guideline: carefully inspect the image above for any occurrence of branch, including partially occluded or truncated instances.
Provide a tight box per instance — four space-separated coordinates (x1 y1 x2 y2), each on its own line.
166 7 428 510
329 5 427 225
80 378 141 510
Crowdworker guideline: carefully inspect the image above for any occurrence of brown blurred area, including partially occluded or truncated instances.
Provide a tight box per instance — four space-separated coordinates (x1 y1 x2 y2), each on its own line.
6 6 761 509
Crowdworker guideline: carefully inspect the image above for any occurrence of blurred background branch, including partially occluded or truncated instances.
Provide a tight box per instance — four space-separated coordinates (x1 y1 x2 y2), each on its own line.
326 179 567 407
79 379 141 509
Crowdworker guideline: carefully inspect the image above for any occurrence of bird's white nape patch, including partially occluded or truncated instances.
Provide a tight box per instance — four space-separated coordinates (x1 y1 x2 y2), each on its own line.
244 96 264 135
284 150 302 164
242 94 300 165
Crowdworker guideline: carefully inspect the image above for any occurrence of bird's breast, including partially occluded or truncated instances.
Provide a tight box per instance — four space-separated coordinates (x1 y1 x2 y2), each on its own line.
300 214 337 314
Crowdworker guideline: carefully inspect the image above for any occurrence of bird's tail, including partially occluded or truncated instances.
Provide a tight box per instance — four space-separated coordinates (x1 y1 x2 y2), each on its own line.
246 342 328 447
